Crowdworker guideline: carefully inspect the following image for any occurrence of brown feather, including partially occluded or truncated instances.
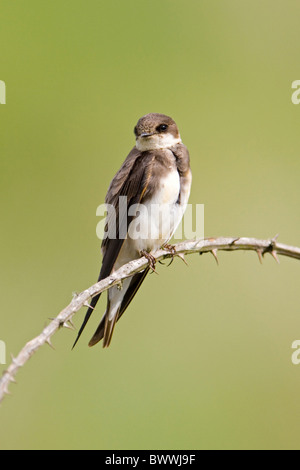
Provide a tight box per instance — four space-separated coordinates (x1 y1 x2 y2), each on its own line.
73 149 157 348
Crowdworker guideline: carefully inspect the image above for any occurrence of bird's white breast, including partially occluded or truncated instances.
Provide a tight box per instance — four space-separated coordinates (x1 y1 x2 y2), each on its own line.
128 169 184 252
151 169 180 205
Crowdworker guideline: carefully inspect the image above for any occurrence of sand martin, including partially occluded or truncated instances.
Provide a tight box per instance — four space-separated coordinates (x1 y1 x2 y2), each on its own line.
73 113 192 348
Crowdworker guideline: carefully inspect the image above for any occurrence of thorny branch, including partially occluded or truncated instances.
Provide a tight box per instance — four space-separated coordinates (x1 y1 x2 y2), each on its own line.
1 236 300 404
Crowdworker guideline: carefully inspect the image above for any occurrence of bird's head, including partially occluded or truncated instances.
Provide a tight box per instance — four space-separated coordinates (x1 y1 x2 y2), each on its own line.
134 113 182 151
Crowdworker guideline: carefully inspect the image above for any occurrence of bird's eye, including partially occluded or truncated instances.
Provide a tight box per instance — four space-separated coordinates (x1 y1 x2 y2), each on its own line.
134 126 138 136
156 124 168 132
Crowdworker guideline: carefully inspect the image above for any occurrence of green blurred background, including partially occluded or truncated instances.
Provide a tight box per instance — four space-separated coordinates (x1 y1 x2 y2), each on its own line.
1 0 300 450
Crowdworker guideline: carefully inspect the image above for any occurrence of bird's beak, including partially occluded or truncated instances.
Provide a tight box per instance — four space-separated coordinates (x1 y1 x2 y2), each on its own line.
140 132 155 138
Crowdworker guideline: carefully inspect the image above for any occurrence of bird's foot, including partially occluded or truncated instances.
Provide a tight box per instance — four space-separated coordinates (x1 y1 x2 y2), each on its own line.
162 243 177 266
162 243 188 267
163 243 177 255
140 250 158 274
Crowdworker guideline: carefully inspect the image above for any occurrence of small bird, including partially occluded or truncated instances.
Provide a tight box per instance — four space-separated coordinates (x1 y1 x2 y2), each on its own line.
73 113 192 348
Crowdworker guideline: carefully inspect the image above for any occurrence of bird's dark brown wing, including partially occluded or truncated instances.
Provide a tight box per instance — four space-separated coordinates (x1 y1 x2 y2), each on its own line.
72 148 156 348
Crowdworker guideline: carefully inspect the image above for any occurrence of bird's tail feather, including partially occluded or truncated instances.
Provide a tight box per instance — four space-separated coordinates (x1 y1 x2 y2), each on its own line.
88 268 150 348
72 293 101 349
102 309 119 348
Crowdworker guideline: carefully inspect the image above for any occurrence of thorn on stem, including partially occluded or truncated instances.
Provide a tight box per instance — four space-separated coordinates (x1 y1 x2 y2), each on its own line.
83 301 95 310
3 369 17 384
62 322 75 330
211 249 219 266
256 249 263 264
67 319 76 330
270 250 280 264
177 253 188 266
8 374 17 384
267 234 280 264
46 338 55 350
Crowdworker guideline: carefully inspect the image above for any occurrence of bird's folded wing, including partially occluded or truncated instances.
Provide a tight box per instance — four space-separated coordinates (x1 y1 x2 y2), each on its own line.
72 148 156 347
